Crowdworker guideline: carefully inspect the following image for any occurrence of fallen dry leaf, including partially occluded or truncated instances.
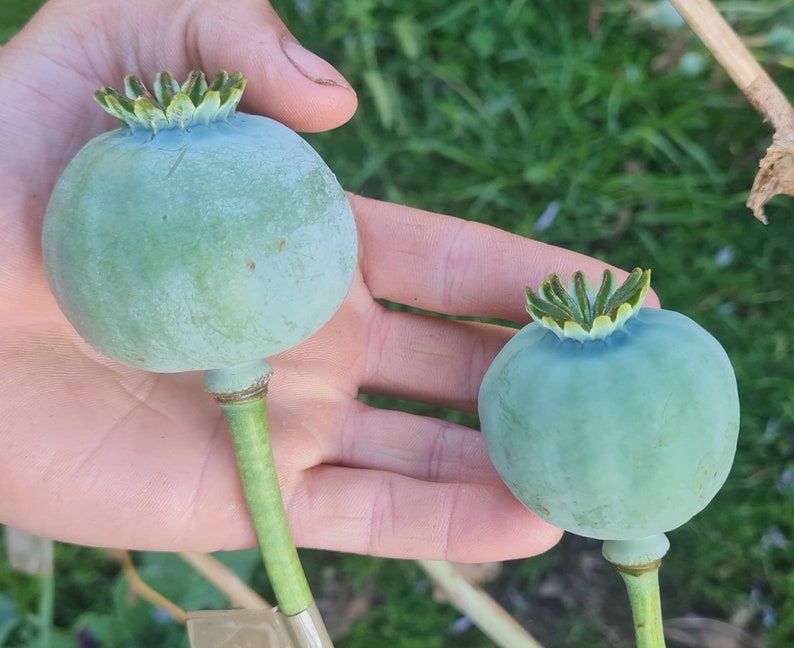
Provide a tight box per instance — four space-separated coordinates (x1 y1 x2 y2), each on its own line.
747 133 794 223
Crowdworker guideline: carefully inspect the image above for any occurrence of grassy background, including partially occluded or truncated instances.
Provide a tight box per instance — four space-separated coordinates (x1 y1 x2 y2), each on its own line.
2 0 794 646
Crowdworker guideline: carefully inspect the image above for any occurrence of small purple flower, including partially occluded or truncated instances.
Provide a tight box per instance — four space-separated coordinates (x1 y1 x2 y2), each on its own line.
414 578 430 595
449 615 474 634
76 628 103 648
762 605 777 628
714 246 734 267
533 200 561 232
776 467 794 494
506 584 530 613
151 607 175 624
760 525 790 552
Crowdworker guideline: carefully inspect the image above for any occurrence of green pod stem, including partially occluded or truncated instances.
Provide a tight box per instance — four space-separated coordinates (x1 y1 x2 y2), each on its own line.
218 396 312 615
603 534 669 648
205 361 333 647
614 562 665 648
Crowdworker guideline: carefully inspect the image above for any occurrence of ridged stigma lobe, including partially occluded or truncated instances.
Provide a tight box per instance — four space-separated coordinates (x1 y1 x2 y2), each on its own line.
93 70 247 134
525 268 651 342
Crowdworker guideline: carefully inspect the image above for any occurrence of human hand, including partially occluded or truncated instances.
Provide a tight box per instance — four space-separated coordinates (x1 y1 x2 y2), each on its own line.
0 0 656 562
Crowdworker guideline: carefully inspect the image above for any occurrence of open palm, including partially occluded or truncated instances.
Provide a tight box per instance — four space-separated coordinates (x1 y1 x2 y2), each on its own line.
0 0 652 562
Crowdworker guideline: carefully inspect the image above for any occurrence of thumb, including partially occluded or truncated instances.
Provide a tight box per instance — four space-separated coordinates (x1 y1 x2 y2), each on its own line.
183 0 357 132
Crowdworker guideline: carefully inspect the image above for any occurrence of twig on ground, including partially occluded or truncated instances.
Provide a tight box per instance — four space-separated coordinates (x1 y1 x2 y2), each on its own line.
668 0 794 222
418 560 544 648
179 552 271 610
106 549 188 624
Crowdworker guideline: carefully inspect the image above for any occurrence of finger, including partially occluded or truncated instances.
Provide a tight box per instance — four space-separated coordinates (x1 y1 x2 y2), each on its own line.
263 382 563 562
318 401 506 485
353 194 660 321
177 0 357 132
286 464 563 562
360 306 510 410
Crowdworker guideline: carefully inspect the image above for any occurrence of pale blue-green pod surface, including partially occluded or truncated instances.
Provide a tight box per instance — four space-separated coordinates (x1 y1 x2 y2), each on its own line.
43 113 358 372
478 308 740 540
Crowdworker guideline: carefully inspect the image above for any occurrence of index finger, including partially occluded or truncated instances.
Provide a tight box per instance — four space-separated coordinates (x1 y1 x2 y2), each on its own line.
352 194 660 320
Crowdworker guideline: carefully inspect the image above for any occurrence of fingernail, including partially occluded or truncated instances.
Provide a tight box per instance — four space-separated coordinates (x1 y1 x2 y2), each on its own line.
281 37 354 91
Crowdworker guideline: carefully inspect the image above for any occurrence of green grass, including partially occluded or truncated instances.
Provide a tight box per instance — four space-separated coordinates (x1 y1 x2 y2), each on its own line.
0 0 40 42
3 0 794 646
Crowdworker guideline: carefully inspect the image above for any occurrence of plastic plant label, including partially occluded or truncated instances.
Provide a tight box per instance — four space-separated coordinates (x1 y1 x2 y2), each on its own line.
187 608 294 648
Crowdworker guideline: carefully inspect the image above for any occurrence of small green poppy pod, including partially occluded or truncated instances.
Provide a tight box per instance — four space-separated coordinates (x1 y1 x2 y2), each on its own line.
478 269 740 541
43 71 358 372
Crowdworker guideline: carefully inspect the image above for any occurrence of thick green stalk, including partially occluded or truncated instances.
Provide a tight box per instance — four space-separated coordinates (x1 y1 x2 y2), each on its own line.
603 535 669 648
205 361 334 647
614 562 666 648
218 395 312 616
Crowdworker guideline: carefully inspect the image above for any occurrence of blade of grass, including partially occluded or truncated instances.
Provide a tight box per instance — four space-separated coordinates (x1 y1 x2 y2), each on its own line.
3 528 55 647
37 572 53 648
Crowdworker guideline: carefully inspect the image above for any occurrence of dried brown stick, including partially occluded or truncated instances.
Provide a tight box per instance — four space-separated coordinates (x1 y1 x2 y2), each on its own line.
418 560 544 648
106 549 189 624
668 0 794 129
668 0 794 222
179 552 272 610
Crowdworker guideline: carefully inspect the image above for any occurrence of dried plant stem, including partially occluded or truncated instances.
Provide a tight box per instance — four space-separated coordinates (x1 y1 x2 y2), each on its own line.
668 0 794 128
418 560 544 648
179 552 271 609
668 0 794 222
108 551 275 623
107 549 189 623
